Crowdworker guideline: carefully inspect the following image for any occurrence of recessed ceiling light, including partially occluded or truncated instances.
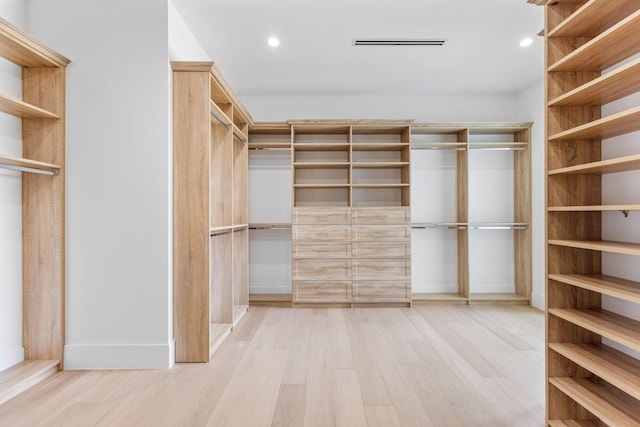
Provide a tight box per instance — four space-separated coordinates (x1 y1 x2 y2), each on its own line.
520 38 533 47
268 37 280 47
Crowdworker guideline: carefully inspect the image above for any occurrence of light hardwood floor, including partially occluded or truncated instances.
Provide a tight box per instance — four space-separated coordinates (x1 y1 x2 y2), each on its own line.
0 305 544 426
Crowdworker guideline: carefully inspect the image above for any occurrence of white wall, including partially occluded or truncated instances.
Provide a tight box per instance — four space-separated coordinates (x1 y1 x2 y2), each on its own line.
515 80 545 310
27 0 173 369
0 1 27 372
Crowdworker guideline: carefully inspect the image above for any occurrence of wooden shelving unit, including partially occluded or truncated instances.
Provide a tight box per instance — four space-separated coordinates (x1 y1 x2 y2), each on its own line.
172 62 253 362
545 1 640 424
0 17 69 404
410 123 531 304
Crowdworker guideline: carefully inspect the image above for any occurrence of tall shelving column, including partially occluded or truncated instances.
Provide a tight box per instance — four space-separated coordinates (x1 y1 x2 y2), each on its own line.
0 18 69 404
172 62 253 363
545 0 640 424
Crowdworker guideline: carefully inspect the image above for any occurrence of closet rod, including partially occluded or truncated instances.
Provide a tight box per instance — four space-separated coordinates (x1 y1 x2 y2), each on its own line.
411 225 467 230
0 163 57 176
468 225 528 230
210 110 230 130
248 147 291 151
210 230 232 237
468 147 527 151
233 130 247 143
410 146 466 151
249 226 292 230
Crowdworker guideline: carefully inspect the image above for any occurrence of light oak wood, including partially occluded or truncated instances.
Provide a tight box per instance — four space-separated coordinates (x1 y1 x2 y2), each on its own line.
549 274 640 304
352 259 410 281
0 360 59 406
0 18 70 67
293 281 352 302
549 106 640 141
548 153 640 175
548 10 640 72
351 207 410 224
352 282 410 302
0 305 545 426
549 377 640 427
351 225 410 241
548 204 640 212
293 242 352 258
292 224 351 242
352 241 410 258
0 155 59 174
548 0 640 37
0 92 59 119
549 239 640 256
293 259 352 281
292 207 351 224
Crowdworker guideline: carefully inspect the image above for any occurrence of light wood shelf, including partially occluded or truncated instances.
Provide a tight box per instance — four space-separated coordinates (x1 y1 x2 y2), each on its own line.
548 205 640 212
293 183 350 188
0 17 69 67
248 142 291 149
549 58 640 106
549 377 640 426
410 142 467 150
548 0 640 38
549 343 640 401
549 274 640 304
548 9 640 72
232 124 247 143
548 420 601 427
209 99 232 127
293 162 349 169
549 308 640 352
549 239 640 256
351 183 409 188
548 154 640 175
0 155 60 175
351 162 409 168
350 143 409 151
293 143 350 151
468 142 528 150
0 93 59 119
549 106 640 141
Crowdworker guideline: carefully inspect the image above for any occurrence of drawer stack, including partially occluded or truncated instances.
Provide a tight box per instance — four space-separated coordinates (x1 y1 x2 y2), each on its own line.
352 207 411 303
292 207 352 304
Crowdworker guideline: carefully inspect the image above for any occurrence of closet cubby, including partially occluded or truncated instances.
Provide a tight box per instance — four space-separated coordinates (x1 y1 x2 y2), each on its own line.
545 1 640 424
0 17 69 404
172 62 252 362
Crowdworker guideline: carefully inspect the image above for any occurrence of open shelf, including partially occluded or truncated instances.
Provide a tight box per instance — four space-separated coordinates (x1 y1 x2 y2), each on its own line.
548 154 640 175
0 93 59 119
232 124 247 143
293 143 350 151
249 223 292 230
248 142 291 149
209 99 232 127
468 222 528 230
410 142 466 150
351 143 409 151
549 239 640 255
293 183 351 189
549 377 640 426
549 308 640 352
549 106 640 141
549 343 640 401
0 18 69 67
548 0 640 38
351 183 409 188
548 205 640 212
549 274 640 304
0 155 60 175
412 222 467 230
468 142 528 150
351 162 409 168
548 10 640 72
549 58 640 106
293 162 349 169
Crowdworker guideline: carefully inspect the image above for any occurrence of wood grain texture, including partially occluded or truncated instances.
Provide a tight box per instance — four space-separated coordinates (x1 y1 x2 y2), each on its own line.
0 18 69 67
548 0 640 37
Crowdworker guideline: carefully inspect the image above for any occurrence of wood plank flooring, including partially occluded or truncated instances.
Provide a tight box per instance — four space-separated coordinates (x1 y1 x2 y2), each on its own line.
0 305 545 426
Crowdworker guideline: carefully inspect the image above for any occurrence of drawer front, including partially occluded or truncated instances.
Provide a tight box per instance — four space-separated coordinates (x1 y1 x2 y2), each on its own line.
352 259 410 280
294 281 351 302
292 207 351 224
352 241 410 258
352 281 410 302
352 207 410 224
293 224 351 242
293 259 351 280
293 242 351 259
352 225 410 241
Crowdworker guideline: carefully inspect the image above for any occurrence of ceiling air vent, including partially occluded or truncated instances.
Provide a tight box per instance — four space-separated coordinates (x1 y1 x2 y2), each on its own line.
353 38 446 46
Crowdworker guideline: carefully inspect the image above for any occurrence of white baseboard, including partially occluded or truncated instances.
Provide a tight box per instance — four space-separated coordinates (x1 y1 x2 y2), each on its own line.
64 343 174 370
531 291 545 311
0 347 24 372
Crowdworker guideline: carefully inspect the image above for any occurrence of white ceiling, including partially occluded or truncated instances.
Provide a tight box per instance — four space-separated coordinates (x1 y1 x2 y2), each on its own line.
171 0 544 96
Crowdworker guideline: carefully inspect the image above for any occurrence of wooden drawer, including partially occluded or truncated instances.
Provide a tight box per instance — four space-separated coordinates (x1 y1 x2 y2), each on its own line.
352 259 410 280
293 281 351 302
293 224 351 242
293 259 351 280
352 225 410 241
352 281 410 302
293 242 351 259
292 207 351 224
352 241 410 258
352 207 410 224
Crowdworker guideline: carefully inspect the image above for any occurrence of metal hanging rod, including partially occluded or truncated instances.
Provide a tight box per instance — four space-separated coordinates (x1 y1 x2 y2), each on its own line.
468 147 527 151
411 146 466 151
210 229 232 237
412 224 467 230
0 163 58 176
210 110 230 130
468 225 529 230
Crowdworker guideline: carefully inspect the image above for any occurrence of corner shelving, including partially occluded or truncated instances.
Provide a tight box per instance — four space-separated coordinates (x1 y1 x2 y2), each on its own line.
545 1 640 424
172 61 253 362
0 17 69 404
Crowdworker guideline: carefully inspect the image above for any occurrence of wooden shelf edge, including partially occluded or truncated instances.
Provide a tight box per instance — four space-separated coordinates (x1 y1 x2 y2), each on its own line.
548 204 640 212
0 360 59 406
549 343 640 401
0 93 59 119
549 273 640 304
210 99 232 127
549 308 640 352
548 154 640 175
249 223 292 229
549 377 640 426
0 155 60 175
0 18 69 67
548 0 639 38
248 142 291 149
232 124 248 143
549 106 640 141
548 239 640 255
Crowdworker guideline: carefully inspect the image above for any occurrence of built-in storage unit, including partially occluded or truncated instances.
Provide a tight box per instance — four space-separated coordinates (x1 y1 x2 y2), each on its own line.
290 121 412 306
411 123 531 304
0 18 69 404
545 1 640 424
172 62 252 362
